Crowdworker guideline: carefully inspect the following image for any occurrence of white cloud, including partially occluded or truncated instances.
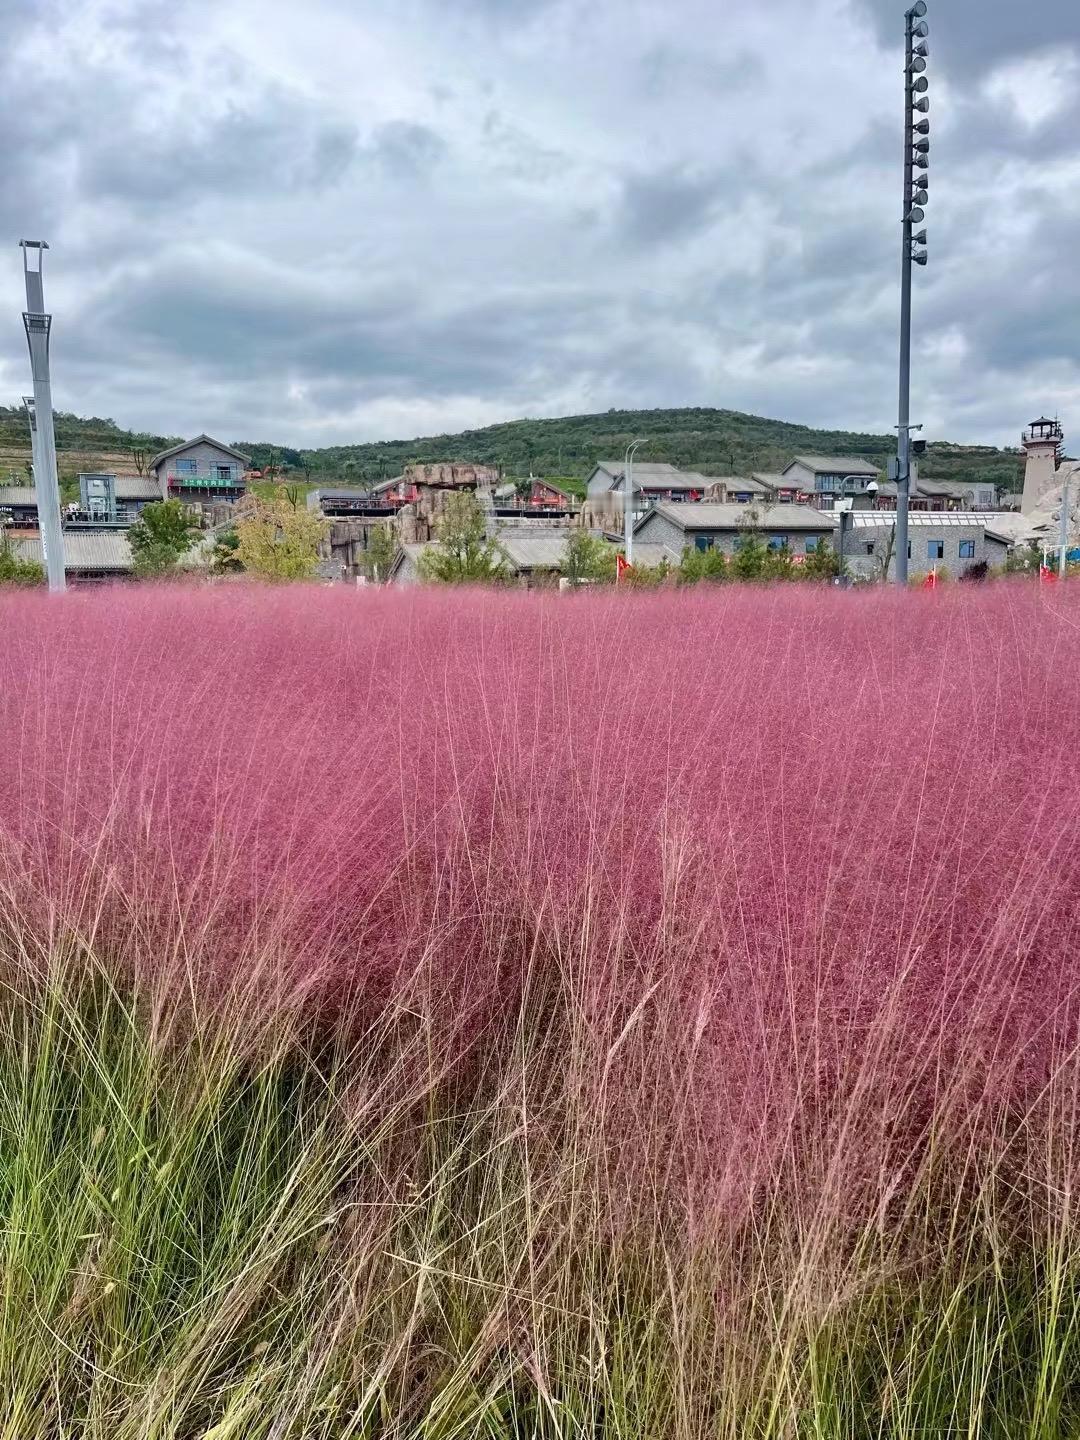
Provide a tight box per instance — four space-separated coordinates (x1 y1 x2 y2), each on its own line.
983 48 1080 131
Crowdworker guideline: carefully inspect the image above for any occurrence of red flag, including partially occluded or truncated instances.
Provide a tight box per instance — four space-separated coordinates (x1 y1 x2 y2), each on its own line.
923 570 938 590
617 555 633 583
1040 565 1059 585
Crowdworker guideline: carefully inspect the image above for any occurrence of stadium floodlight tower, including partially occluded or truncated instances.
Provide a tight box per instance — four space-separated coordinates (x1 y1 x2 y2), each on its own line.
20 240 65 592
894 1 931 585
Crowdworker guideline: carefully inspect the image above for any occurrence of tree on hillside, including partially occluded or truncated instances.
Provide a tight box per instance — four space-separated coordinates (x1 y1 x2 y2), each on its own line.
418 493 508 584
560 529 616 587
235 497 329 582
128 500 199 577
0 535 43 587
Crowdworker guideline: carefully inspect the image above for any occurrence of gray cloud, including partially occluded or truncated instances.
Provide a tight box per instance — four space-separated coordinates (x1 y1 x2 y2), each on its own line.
618 169 721 248
853 0 1080 74
0 0 1078 450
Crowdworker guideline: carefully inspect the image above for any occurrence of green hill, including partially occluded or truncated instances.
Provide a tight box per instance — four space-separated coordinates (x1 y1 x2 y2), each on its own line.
244 407 1025 495
1 404 1024 495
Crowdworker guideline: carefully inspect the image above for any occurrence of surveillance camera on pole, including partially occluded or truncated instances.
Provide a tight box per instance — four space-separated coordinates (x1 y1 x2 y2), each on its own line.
895 1 932 585
20 241 65 592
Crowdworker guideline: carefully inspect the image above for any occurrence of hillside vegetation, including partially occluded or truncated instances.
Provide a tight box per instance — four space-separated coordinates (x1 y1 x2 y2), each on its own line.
2 403 1023 493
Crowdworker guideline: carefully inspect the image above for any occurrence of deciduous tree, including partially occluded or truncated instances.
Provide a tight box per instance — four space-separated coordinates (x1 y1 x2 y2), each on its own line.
418 493 508 584
235 497 329 582
128 500 199 577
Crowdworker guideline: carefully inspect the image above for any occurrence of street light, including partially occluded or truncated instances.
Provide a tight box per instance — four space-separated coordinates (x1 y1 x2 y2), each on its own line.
835 496 854 584
895 1 932 585
20 241 65 593
1057 472 1073 578
624 438 645 567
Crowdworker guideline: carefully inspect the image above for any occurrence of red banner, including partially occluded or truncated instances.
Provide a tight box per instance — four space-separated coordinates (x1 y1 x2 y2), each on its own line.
617 555 633 583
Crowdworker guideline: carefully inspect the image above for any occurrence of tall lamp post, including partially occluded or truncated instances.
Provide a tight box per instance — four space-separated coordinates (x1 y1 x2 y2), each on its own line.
624 438 645 567
1058 472 1073 579
895 1 931 585
20 241 65 593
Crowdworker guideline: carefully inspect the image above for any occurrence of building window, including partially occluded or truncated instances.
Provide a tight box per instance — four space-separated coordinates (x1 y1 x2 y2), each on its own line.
694 535 714 552
767 536 789 552
959 540 975 559
215 464 235 481
907 543 912 559
818 475 836 491
805 537 820 553
174 458 197 475
928 540 945 560
865 543 875 556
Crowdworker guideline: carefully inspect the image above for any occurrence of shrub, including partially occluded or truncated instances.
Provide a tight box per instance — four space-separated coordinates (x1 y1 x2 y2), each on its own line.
128 499 200 576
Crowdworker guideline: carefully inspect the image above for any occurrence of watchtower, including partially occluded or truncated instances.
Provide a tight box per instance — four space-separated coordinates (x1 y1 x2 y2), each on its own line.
1021 417 1064 515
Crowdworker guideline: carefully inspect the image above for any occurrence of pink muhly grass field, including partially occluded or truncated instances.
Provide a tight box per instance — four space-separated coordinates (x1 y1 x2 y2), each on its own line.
2 578 1080 1430
3 580 1079 1186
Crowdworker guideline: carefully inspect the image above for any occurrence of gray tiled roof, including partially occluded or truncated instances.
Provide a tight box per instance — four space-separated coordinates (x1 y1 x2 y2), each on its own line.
15 532 133 572
790 455 882 476
643 503 838 532
148 435 251 471
594 462 708 489
112 475 162 501
706 476 773 495
0 486 38 506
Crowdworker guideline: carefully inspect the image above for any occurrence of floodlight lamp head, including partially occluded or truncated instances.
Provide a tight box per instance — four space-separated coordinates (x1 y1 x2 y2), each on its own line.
913 96 930 112
913 118 930 133
913 250 929 266
913 76 929 92
912 19 929 37
913 40 929 57
913 229 927 244
909 56 927 73
907 206 925 223
912 188 929 205
908 0 927 16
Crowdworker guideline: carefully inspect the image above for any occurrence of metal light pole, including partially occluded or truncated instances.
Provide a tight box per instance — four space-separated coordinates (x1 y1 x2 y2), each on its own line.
20 241 65 592
624 438 644 567
895 2 930 585
1059 471 1072 578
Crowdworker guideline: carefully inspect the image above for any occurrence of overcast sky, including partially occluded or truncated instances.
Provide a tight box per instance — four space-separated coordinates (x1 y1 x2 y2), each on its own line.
1 0 1078 449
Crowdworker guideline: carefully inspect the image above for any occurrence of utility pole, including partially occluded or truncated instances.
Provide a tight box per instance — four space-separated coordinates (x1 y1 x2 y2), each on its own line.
20 241 65 592
895 2 930 585
1059 471 1072 578
624 438 644 567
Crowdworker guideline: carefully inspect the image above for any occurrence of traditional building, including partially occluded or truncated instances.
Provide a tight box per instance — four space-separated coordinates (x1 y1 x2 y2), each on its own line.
583 462 708 527
149 436 250 511
633 502 837 559
779 456 882 510
843 513 1012 581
